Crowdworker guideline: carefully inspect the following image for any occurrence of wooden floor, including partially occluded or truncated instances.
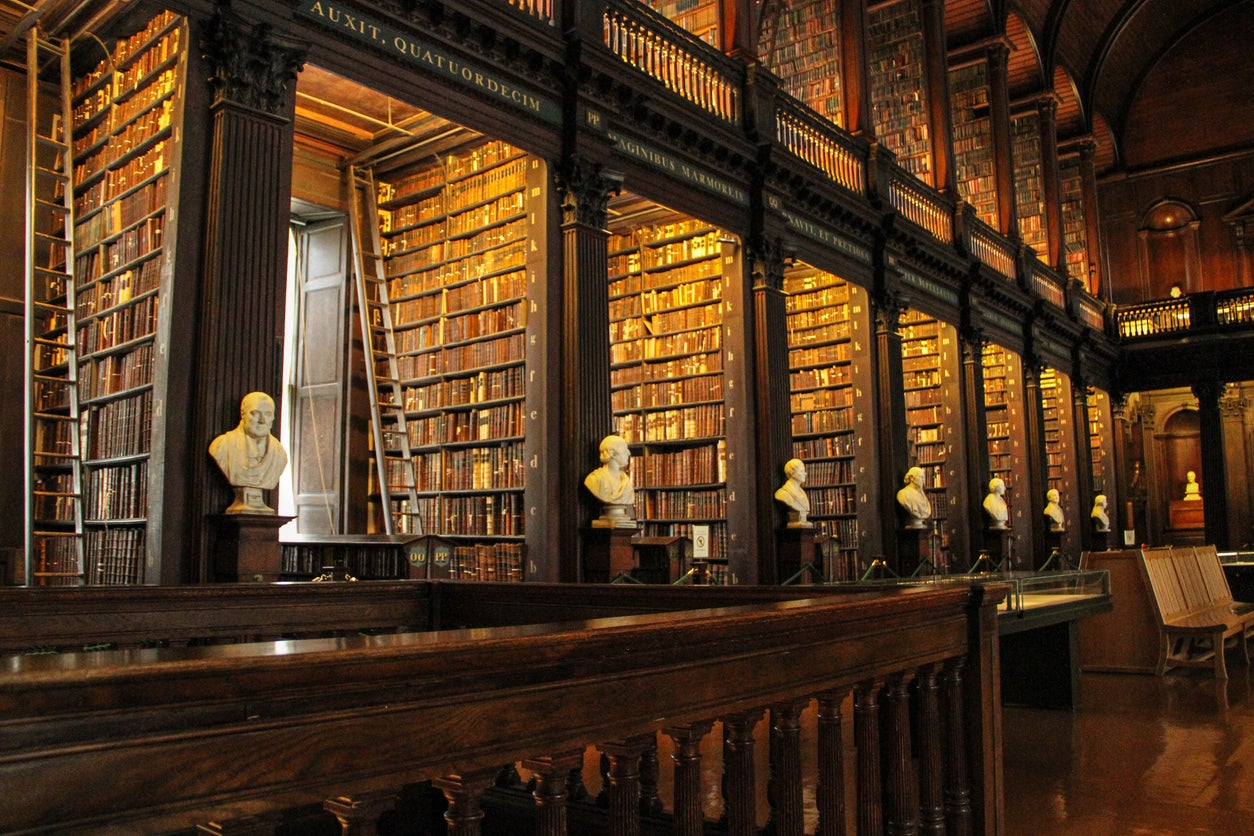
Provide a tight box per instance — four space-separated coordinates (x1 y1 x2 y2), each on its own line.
1004 669 1254 835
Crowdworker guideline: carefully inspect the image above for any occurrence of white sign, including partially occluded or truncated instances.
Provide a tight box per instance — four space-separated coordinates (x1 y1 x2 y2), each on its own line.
692 525 710 559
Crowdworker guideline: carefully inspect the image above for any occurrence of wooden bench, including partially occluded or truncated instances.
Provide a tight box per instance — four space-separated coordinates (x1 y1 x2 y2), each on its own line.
1136 546 1254 679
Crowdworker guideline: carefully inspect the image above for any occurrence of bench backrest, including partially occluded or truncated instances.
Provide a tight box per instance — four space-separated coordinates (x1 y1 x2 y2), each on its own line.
1139 547 1191 622
1189 544 1236 607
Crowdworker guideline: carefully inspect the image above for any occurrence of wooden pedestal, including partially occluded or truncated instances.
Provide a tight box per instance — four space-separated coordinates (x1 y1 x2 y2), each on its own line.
582 527 637 584
777 527 817 585
213 514 292 583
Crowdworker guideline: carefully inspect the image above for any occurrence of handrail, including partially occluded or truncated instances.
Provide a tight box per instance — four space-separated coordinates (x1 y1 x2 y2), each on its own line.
774 93 867 196
500 0 555 25
0 581 1007 835
965 215 1017 280
1028 260 1067 308
1114 296 1192 338
600 0 742 124
885 164 953 244
1078 294 1107 332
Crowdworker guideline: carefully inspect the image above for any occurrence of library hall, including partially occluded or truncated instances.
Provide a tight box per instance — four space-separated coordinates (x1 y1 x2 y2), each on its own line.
2 0 1254 833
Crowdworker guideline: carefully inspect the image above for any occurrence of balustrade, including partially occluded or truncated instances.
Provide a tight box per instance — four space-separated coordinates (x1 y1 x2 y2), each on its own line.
0 580 1006 835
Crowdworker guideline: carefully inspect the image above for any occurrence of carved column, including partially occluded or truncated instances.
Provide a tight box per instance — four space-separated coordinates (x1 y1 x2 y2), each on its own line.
854 680 884 836
432 770 499 836
194 9 304 581
766 699 808 836
638 736 663 816
666 721 715 836
1036 96 1064 272
873 286 908 571
940 658 972 836
815 690 848 836
1022 348 1048 567
749 235 792 583
598 735 651 836
960 303 989 555
915 666 945 835
522 750 587 836
722 710 763 836
1220 391 1252 548
324 790 397 836
985 42 1018 239
841 0 874 139
920 0 955 195
1071 374 1096 553
882 673 919 836
1194 378 1230 549
556 160 621 581
1076 140 1103 298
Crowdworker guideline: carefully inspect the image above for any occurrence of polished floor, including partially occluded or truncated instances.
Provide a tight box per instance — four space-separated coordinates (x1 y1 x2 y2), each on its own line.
1003 669 1254 835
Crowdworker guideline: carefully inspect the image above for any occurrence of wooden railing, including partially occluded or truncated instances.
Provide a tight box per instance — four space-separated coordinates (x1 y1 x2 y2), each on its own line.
1028 260 1067 309
0 581 1006 835
885 164 954 244
601 0 742 124
775 95 867 195
1115 296 1192 338
1078 294 1107 332
501 0 556 25
965 216 1018 280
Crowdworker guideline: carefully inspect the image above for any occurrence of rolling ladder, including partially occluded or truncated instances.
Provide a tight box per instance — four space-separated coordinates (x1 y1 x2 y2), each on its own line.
348 164 423 535
24 26 85 584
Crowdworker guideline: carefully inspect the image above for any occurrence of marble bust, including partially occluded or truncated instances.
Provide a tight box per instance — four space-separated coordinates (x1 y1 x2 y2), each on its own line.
209 391 288 514
1183 471 1201 501
983 477 1009 530
896 466 931 529
1043 488 1065 532
1090 494 1110 532
774 458 812 528
585 434 636 526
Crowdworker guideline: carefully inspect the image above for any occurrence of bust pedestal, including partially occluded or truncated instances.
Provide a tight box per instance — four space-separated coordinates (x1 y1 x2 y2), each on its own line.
898 527 927 577
982 527 1012 570
213 514 292 583
583 526 638 583
777 526 818 585
1089 519 1111 551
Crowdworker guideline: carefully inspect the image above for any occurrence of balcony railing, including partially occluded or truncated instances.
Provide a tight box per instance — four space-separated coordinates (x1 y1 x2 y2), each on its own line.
775 95 867 195
886 164 954 244
602 1 741 124
1028 260 1068 309
1115 288 1254 340
0 580 1005 835
965 215 1018 280
1115 297 1192 338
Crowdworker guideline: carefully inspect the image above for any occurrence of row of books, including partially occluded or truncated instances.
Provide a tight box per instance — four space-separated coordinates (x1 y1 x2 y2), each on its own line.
790 341 850 367
393 300 524 353
404 402 526 447
617 403 726 442
75 176 168 252
610 325 722 364
385 222 525 277
281 544 412 579
84 460 148 520
401 366 524 412
792 406 854 435
76 141 167 218
802 457 856 485
638 441 727 486
33 473 77 522
435 542 525 582
86 390 152 460
77 293 158 356
79 342 154 402
85 526 145 585
794 433 857 459
612 372 723 411
810 486 858 516
791 388 853 412
440 444 527 491
442 493 524 536
791 365 851 390
387 257 526 305
76 257 162 321
611 349 722 383
31 533 82 584
380 142 522 202
640 487 726 520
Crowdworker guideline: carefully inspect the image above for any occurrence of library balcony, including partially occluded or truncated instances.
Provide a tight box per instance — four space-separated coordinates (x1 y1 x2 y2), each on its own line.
1115 288 1254 390
0 580 1006 835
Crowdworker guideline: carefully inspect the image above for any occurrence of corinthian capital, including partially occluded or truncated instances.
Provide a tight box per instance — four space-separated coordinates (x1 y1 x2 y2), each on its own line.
202 8 306 115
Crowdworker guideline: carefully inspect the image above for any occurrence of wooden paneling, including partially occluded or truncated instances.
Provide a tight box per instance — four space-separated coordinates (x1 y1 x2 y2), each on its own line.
1079 549 1160 673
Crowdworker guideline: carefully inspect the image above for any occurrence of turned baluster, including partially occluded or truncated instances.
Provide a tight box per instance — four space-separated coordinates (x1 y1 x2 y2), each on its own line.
432 769 498 836
638 734 663 816
766 699 809 836
721 709 764 836
324 789 397 836
915 665 946 835
882 672 919 836
522 750 586 836
815 689 849 836
598 734 653 836
854 679 884 836
665 720 715 836
941 657 973 836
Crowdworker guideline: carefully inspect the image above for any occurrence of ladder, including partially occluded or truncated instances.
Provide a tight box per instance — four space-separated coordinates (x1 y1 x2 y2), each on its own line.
24 27 85 585
347 164 423 536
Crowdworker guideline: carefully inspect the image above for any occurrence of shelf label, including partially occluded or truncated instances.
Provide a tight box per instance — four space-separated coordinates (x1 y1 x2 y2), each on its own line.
298 1 560 124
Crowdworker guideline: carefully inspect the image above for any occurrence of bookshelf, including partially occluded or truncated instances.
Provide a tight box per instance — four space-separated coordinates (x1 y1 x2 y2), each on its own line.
1059 156 1087 280
867 0 932 185
370 138 537 581
900 309 955 557
69 10 185 585
981 343 1030 530
783 266 871 578
1087 388 1112 497
1011 112 1047 253
1039 367 1064 493
607 206 731 579
646 0 720 46
949 62 998 227
760 0 844 128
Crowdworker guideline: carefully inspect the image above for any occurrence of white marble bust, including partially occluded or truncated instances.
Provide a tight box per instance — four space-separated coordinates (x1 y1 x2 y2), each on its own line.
209 391 288 514
774 458 812 528
983 477 1009 530
1043 488 1065 532
896 466 931 529
1090 494 1110 532
585 434 636 526
1183 471 1201 501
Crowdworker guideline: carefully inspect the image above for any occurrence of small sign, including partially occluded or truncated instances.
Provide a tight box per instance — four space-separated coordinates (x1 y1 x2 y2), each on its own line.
692 525 710 559
1123 529 1136 546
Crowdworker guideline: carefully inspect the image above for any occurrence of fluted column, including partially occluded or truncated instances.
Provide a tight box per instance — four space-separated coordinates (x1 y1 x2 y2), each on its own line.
598 735 652 836
722 709 764 836
854 680 884 836
324 790 397 836
841 0 874 139
1194 378 1230 549
766 699 808 836
873 287 908 570
556 160 622 581
960 315 989 554
985 42 1018 238
432 769 499 836
1022 352 1048 567
915 666 945 835
920 0 955 195
1072 375 1096 552
522 750 587 836
816 690 848 836
882 673 919 836
1036 95 1064 272
666 721 715 836
194 8 304 580
1076 140 1103 297
940 659 972 836
638 736 663 816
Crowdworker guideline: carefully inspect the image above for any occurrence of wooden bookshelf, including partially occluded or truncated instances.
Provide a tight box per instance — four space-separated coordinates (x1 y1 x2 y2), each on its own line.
783 267 871 578
981 343 1030 531
1011 112 1047 253
1087 388 1112 497
607 208 731 576
370 138 538 581
949 62 998 227
1039 367 1066 494
867 0 932 184
646 0 720 46
69 10 186 585
760 0 845 128
1059 156 1087 280
900 309 955 556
